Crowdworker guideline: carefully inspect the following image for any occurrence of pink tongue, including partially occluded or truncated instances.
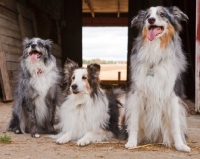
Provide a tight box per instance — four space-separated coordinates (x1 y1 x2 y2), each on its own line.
30 54 38 61
147 27 162 41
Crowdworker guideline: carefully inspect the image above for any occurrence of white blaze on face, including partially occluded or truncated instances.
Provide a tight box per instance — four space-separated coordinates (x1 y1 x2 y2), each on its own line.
146 7 166 41
149 7 157 18
71 68 90 93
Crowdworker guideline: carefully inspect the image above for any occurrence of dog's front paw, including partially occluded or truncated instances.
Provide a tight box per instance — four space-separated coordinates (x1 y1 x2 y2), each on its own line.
31 126 39 138
9 126 21 134
125 141 137 149
77 138 90 146
32 133 40 138
56 135 70 144
175 144 191 152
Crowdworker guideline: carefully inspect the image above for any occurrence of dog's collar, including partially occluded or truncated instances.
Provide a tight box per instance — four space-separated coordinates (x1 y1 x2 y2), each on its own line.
146 64 155 76
37 69 43 75
146 59 162 77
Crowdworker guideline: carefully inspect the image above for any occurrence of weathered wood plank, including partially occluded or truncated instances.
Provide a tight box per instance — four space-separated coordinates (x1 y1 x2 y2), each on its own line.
0 16 20 32
0 0 17 12
0 36 13 101
1 35 22 48
52 43 61 51
7 70 19 82
6 61 20 71
18 13 25 39
17 3 35 21
3 44 22 55
0 13 18 25
23 17 34 38
17 3 38 38
52 44 62 58
0 26 21 39
5 53 20 62
32 16 38 36
196 0 200 112
0 5 18 21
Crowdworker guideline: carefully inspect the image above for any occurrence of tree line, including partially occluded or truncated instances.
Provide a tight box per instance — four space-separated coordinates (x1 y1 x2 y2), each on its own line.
83 59 127 64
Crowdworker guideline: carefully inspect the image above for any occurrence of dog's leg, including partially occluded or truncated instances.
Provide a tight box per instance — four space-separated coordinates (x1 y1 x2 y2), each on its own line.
77 129 112 146
56 132 71 144
24 99 40 138
7 101 24 134
170 94 190 152
45 85 58 134
7 112 21 134
125 92 141 149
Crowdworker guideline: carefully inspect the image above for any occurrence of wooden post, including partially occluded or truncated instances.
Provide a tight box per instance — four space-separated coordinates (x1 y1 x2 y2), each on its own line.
118 71 121 81
0 36 12 101
196 0 200 112
61 0 82 67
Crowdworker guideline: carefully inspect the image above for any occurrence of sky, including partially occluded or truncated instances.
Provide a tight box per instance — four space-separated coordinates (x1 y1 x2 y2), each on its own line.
82 27 128 61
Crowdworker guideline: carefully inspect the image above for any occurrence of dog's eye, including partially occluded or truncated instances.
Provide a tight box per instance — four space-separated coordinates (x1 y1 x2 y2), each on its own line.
146 15 150 19
72 76 75 80
38 42 44 47
26 44 31 48
160 13 165 17
82 76 87 80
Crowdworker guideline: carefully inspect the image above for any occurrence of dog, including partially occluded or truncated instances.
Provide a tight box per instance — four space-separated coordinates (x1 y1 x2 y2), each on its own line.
125 6 190 152
50 59 126 146
7 37 61 138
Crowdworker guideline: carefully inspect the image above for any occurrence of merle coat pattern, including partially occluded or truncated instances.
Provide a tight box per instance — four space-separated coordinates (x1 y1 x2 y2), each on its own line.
7 38 61 138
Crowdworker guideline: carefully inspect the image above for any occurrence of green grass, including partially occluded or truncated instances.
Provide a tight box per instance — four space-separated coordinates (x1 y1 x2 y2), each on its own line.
0 134 11 143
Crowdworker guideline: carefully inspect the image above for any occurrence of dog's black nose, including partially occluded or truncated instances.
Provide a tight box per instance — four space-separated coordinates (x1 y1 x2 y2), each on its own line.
71 84 77 90
31 44 37 49
148 18 156 24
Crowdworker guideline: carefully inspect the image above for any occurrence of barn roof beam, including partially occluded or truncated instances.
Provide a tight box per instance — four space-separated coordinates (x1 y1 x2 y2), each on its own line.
85 0 95 17
117 0 120 17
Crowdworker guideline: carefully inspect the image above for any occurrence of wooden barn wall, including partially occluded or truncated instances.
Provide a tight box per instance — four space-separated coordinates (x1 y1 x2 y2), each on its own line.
0 0 62 91
0 1 22 90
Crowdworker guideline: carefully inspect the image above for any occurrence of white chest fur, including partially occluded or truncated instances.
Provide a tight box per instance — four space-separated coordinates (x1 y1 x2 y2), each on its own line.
59 92 110 140
25 58 58 125
132 40 178 102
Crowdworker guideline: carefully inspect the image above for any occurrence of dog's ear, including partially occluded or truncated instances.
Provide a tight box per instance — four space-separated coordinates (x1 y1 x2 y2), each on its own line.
87 63 100 96
87 63 100 79
44 39 52 52
169 6 188 22
131 10 146 28
23 37 30 49
64 58 79 83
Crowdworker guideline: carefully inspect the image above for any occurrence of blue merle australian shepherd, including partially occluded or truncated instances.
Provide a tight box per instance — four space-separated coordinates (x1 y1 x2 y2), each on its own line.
125 6 190 152
7 38 60 138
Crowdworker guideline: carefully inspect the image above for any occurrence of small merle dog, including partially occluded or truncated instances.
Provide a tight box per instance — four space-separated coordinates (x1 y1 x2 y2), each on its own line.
7 38 60 138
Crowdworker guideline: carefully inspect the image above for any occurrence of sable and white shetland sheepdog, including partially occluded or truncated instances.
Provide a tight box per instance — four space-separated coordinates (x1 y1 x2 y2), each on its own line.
125 6 190 152
7 38 60 138
51 59 126 146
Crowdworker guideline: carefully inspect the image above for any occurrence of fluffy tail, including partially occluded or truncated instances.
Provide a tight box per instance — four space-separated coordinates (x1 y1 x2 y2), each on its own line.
106 88 127 139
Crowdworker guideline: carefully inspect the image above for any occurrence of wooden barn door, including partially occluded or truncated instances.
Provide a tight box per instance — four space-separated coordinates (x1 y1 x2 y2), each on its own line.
0 38 12 101
17 3 38 39
0 0 18 101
